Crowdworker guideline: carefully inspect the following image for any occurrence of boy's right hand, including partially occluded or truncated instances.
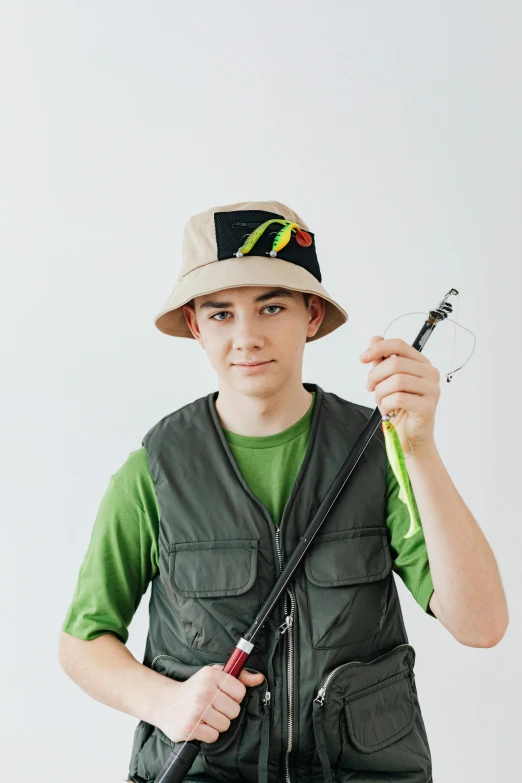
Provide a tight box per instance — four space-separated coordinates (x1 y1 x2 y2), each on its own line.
156 664 265 745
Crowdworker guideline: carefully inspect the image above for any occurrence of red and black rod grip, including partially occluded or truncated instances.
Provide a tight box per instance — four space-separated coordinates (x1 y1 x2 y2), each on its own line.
154 645 250 783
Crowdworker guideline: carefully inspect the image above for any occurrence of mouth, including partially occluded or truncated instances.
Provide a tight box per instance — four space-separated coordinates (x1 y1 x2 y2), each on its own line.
235 361 272 366
233 360 274 372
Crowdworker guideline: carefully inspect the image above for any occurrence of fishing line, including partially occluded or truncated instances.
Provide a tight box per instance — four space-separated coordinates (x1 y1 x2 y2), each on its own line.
377 298 476 462
381 312 476 382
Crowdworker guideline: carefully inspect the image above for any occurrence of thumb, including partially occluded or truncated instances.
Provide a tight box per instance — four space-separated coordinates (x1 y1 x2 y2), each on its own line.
369 335 385 367
242 670 265 683
211 664 265 684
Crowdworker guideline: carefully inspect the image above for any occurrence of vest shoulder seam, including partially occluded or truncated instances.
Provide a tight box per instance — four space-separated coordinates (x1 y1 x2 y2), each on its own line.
331 397 387 477
142 395 209 443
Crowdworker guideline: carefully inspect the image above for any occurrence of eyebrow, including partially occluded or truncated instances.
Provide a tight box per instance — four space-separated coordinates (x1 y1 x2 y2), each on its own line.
197 288 296 310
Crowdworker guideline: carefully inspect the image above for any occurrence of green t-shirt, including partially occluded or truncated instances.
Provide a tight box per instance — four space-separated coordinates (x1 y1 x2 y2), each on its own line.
62 392 435 644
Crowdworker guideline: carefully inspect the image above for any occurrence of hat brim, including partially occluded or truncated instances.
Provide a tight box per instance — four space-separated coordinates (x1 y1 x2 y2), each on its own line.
154 256 348 342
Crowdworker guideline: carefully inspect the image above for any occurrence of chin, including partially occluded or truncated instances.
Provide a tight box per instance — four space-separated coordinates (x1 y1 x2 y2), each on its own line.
226 374 277 394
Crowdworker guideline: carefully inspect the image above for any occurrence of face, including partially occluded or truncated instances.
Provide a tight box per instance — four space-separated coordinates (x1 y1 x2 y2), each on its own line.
182 286 325 398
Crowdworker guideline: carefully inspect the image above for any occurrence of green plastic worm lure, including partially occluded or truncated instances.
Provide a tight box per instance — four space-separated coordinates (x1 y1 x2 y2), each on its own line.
381 414 421 540
234 219 312 257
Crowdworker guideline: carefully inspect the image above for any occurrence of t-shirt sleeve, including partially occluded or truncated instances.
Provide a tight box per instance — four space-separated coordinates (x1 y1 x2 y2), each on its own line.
385 461 436 618
61 448 160 644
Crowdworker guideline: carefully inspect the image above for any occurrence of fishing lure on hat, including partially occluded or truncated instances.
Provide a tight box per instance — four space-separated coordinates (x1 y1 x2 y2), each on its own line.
233 218 313 257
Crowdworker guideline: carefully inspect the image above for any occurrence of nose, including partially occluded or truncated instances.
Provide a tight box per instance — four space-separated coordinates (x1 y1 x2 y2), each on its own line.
232 316 266 353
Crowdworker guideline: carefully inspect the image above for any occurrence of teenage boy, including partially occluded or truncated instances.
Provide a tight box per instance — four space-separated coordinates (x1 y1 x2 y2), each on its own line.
59 200 507 783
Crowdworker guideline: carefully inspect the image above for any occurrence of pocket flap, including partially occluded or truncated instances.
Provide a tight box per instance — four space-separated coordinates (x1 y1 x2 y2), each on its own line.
151 653 203 682
169 538 258 598
344 646 415 753
305 527 392 587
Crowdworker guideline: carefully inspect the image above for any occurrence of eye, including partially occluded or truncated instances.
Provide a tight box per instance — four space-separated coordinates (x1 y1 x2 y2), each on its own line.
210 305 284 321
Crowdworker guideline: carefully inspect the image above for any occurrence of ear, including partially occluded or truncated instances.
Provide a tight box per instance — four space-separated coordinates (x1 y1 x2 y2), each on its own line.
182 304 205 348
306 295 326 339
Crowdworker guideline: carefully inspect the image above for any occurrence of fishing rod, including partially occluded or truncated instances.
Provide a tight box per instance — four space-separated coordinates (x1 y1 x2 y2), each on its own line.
155 287 459 783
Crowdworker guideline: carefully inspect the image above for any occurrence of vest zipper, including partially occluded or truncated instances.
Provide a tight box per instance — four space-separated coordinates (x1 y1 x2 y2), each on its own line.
275 525 295 783
313 643 413 706
232 221 269 226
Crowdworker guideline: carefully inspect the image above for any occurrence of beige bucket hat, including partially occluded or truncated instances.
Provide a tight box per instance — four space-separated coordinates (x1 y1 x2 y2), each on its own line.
154 199 348 343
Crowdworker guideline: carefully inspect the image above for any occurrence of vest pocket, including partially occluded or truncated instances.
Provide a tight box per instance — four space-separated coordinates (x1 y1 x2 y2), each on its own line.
133 654 268 783
168 538 263 655
304 527 392 648
311 643 432 780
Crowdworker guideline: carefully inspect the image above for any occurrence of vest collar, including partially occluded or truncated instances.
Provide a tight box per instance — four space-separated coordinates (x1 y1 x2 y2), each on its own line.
206 383 324 523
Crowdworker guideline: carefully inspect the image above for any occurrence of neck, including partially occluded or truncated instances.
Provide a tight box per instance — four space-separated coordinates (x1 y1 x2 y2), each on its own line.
214 378 314 437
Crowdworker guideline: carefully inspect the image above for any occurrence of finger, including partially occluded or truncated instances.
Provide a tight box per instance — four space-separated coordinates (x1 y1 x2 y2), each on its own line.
210 688 243 720
364 337 429 365
241 670 265 682
210 665 247 701
379 391 428 417
193 718 220 744
374 374 432 406
200 705 232 734
367 357 430 390
367 336 385 367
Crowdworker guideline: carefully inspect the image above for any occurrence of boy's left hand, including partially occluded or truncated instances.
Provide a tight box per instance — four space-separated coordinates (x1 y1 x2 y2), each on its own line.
360 336 440 454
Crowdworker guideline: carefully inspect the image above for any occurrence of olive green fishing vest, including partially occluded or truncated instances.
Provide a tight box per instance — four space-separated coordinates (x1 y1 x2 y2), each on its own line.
127 382 433 783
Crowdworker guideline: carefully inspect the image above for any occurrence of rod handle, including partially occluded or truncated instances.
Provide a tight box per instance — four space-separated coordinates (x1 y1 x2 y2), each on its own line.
155 740 202 783
155 645 250 782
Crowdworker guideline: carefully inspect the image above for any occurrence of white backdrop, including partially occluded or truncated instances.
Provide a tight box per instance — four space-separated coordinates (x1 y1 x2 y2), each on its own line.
1 1 520 780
